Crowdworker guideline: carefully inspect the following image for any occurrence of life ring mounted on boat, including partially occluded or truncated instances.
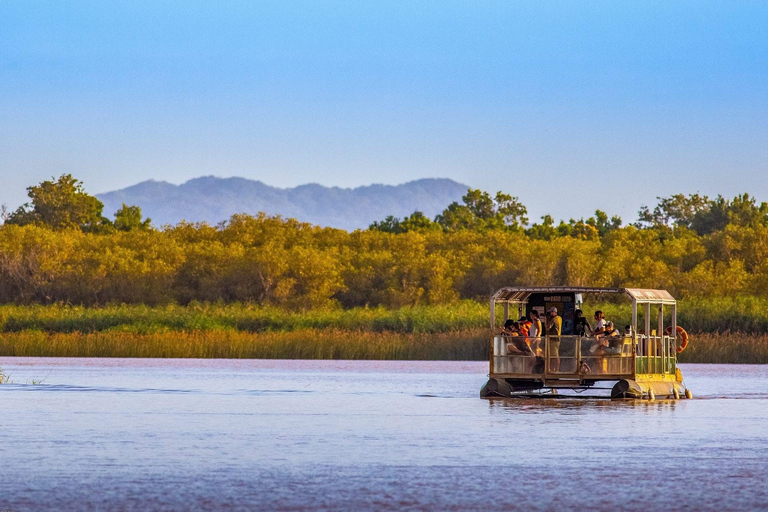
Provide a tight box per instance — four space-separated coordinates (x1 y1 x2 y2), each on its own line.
664 325 689 353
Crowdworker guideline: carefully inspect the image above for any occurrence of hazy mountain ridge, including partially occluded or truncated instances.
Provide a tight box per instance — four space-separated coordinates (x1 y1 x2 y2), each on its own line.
97 177 470 230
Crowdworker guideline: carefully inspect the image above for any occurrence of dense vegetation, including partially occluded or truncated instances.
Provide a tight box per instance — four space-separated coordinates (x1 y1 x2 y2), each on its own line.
3 175 768 308
2 175 768 362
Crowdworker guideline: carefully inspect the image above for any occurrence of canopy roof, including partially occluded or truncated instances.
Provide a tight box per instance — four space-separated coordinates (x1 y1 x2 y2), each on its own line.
491 286 675 305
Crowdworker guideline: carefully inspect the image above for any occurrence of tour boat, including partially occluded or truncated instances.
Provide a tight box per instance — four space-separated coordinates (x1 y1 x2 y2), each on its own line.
480 287 692 400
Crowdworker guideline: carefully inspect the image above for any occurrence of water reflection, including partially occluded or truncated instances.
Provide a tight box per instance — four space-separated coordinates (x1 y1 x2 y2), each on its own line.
488 397 679 412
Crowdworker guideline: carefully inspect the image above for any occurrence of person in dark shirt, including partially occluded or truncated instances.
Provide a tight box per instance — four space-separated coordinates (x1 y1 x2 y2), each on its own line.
574 309 592 337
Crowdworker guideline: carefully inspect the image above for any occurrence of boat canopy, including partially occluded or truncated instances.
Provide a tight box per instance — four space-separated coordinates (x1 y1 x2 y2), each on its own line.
491 286 675 305
490 286 677 331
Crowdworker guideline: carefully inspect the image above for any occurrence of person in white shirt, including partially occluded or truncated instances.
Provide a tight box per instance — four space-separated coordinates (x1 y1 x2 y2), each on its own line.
593 310 607 336
528 310 542 338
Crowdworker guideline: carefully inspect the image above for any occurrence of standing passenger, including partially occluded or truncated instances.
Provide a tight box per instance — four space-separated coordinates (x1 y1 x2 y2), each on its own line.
529 310 542 337
528 310 544 366
546 307 562 372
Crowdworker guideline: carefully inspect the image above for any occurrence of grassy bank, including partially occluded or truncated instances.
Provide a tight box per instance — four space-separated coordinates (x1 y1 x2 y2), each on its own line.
0 300 766 362
4 297 768 335
676 332 768 364
0 329 488 360
0 302 488 334
0 329 764 363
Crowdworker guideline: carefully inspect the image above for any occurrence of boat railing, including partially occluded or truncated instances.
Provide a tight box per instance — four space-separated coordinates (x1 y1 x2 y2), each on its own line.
491 335 635 379
634 334 676 375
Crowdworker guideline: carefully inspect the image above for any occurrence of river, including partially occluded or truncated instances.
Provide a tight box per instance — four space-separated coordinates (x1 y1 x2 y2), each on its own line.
0 358 766 511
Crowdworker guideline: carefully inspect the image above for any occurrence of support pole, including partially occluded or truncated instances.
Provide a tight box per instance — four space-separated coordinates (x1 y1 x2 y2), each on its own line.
645 302 652 373
490 299 495 329
658 305 664 375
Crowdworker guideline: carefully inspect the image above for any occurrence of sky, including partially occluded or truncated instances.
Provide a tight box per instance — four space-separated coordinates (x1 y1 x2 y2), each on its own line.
1 1 766 224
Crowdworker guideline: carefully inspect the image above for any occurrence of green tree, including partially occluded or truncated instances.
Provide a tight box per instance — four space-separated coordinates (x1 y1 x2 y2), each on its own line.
587 210 622 237
637 193 711 229
6 174 108 231
369 211 439 234
526 215 559 240
113 204 152 231
435 189 528 231
637 193 768 236
552 211 621 240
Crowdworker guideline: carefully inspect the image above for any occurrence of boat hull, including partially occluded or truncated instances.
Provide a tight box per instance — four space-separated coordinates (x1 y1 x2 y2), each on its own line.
481 371 691 400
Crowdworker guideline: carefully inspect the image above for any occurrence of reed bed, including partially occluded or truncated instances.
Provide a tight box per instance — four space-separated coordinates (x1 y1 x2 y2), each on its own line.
677 332 768 364
587 296 768 334
0 329 763 363
0 299 766 363
4 297 768 336
0 301 488 334
0 328 489 360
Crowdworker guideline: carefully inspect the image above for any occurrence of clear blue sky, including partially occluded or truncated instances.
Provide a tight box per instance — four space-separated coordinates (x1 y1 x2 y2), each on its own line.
1 1 766 223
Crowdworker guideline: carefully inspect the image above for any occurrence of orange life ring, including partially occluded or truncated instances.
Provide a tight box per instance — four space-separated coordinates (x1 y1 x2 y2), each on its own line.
664 325 689 353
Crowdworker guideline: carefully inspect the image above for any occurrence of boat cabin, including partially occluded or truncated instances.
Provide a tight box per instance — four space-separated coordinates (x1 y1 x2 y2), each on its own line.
480 286 692 400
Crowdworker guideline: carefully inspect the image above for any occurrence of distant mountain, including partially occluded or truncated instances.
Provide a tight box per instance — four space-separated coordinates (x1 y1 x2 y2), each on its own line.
97 177 470 230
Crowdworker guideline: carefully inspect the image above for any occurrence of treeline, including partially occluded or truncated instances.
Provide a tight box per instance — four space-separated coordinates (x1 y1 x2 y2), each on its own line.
2 175 768 307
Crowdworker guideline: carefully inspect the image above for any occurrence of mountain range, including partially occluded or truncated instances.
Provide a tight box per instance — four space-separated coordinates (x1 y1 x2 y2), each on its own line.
97 176 470 231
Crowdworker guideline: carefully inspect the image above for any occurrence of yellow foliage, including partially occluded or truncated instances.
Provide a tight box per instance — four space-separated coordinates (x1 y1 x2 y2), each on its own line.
2 214 768 307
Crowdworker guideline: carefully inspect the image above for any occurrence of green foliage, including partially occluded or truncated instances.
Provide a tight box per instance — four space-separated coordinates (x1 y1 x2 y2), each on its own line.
3 178 768 309
638 193 768 235
528 210 622 241
5 175 152 235
436 189 528 231
369 211 440 234
113 204 152 231
6 174 108 231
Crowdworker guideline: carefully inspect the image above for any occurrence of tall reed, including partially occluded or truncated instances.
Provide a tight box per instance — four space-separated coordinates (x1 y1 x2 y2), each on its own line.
0 329 763 363
0 329 489 360
0 301 488 334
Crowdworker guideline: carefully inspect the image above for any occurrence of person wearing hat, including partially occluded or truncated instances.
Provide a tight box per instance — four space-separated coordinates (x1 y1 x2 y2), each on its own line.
546 306 562 371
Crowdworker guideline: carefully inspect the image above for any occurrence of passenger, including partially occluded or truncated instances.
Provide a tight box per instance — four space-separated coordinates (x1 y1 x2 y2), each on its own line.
528 310 542 338
500 319 519 336
574 309 592 337
603 322 623 354
593 310 607 337
587 320 618 373
546 307 562 372
507 321 534 355
603 320 619 339
527 310 544 366
591 321 620 353
518 316 532 337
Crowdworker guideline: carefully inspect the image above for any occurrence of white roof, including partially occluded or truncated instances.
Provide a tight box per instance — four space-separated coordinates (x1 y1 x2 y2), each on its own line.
491 286 675 304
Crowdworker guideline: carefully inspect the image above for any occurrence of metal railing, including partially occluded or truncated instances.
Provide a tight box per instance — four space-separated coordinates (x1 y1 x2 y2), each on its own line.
634 334 676 375
491 335 637 379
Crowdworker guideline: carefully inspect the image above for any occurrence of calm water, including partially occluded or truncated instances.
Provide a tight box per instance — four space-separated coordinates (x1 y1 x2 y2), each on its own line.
0 358 766 511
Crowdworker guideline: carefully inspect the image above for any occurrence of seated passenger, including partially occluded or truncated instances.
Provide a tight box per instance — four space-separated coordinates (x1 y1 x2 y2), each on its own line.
591 321 620 353
574 309 592 337
500 319 519 336
593 310 607 336
502 321 534 355
602 322 624 354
